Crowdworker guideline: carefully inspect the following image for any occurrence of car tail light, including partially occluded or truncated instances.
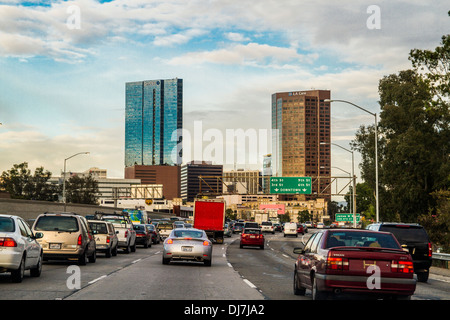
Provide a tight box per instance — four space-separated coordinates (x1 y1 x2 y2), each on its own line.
124 230 128 237
77 234 82 246
166 239 173 244
106 235 110 243
327 252 349 270
428 243 432 258
0 237 17 247
203 241 210 246
391 260 414 273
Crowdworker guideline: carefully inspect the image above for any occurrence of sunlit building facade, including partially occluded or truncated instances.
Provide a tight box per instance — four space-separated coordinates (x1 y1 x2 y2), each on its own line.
271 90 331 200
125 78 183 167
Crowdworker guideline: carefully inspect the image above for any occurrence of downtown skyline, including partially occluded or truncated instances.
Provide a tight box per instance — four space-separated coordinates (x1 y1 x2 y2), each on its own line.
0 1 449 194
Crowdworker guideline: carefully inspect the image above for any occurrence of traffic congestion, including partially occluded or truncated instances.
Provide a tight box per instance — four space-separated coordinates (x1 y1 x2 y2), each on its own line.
1 208 448 301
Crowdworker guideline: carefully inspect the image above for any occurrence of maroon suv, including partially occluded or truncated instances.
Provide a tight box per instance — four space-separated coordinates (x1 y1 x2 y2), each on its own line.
293 229 416 300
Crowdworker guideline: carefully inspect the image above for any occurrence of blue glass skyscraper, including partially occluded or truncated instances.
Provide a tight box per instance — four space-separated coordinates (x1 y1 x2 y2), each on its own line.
125 78 183 167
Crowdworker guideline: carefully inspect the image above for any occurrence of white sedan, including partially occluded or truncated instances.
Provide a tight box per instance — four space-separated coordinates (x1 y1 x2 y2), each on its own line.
0 214 44 282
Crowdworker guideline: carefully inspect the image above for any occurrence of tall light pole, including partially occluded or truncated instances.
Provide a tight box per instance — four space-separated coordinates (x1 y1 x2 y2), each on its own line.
63 152 90 211
325 99 379 223
321 142 357 227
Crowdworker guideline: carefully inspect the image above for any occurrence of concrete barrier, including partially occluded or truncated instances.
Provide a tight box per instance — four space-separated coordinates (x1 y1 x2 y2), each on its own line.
0 198 120 221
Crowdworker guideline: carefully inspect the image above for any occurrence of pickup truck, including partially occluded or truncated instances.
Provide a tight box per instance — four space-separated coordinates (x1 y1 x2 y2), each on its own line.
101 213 137 253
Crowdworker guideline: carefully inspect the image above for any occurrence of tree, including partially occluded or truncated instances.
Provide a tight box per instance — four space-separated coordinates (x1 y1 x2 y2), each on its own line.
351 28 449 222
0 162 57 201
297 209 310 223
63 175 99 205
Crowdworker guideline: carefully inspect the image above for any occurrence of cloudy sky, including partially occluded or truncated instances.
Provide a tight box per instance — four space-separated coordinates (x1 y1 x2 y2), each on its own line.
0 1 448 192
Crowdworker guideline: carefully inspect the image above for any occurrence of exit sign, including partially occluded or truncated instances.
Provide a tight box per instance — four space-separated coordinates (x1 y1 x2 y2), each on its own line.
270 177 312 194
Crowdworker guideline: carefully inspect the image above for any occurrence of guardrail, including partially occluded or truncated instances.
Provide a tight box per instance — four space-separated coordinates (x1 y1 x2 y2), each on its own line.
432 252 450 269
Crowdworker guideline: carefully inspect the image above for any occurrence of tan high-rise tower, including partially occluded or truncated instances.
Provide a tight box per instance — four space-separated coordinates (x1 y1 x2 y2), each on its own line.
271 90 331 200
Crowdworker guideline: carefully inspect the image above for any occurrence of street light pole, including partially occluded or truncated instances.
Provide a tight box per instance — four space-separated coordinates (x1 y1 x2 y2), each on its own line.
321 142 357 227
325 99 379 223
63 152 90 211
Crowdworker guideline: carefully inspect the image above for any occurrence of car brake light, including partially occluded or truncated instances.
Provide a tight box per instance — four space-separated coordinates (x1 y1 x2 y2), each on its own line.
166 239 173 244
0 237 17 247
203 241 210 246
124 230 128 237
327 252 349 270
428 243 432 258
391 260 414 273
106 236 110 243
77 234 82 246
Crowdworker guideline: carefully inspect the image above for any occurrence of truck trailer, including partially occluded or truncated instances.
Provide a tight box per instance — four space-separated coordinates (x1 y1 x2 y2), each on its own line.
193 199 226 244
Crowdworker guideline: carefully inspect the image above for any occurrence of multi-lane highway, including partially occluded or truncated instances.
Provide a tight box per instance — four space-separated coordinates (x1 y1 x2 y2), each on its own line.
1 230 449 301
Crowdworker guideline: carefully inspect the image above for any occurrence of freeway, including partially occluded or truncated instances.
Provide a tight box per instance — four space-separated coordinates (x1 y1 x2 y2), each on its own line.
0 230 448 301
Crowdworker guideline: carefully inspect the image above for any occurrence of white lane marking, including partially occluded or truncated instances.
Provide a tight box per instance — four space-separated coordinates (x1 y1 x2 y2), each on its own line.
282 254 289 258
88 275 107 284
132 259 142 264
243 279 257 289
227 263 233 268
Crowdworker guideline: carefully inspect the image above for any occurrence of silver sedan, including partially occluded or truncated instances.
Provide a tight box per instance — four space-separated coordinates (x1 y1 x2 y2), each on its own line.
162 228 212 266
0 214 44 282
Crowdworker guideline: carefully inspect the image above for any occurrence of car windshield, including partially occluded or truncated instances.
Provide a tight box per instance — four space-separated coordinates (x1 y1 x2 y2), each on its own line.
133 225 145 231
0 217 15 232
325 231 401 249
173 230 204 239
89 222 108 234
262 222 272 225
380 225 429 242
34 216 79 232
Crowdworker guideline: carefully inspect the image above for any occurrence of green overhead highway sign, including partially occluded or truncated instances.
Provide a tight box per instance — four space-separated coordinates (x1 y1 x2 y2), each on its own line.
270 177 312 194
336 213 361 222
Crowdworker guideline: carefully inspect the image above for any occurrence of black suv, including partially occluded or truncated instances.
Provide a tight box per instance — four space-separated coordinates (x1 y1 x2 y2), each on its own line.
366 222 432 282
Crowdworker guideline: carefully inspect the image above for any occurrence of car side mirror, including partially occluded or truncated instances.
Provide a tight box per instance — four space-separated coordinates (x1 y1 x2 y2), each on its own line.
293 245 305 255
34 232 44 239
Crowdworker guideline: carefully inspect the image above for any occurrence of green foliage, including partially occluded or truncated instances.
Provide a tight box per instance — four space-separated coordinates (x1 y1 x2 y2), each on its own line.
63 175 99 205
0 162 57 201
351 28 449 225
297 209 311 223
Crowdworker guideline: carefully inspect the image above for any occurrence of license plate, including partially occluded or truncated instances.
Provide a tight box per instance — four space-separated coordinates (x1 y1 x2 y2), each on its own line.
250 236 255 238
49 243 61 250
182 246 192 252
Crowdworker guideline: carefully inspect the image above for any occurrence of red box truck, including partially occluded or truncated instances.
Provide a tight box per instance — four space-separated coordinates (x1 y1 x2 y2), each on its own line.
193 199 226 244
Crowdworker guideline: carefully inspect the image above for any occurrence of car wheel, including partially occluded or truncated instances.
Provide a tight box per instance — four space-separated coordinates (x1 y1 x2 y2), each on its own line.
311 276 327 300
293 271 306 296
30 252 43 277
131 241 136 252
162 257 170 265
78 250 88 265
112 245 118 256
105 247 112 258
204 259 212 267
417 271 429 282
89 249 96 263
11 255 25 283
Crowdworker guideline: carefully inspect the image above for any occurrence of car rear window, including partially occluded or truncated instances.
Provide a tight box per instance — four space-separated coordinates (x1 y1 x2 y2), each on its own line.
0 217 15 232
173 230 204 239
244 229 261 234
379 225 429 242
325 231 401 249
261 222 272 226
89 222 108 234
34 216 79 232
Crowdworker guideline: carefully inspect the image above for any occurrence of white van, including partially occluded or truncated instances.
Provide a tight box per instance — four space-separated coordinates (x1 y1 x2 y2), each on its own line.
283 222 298 237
